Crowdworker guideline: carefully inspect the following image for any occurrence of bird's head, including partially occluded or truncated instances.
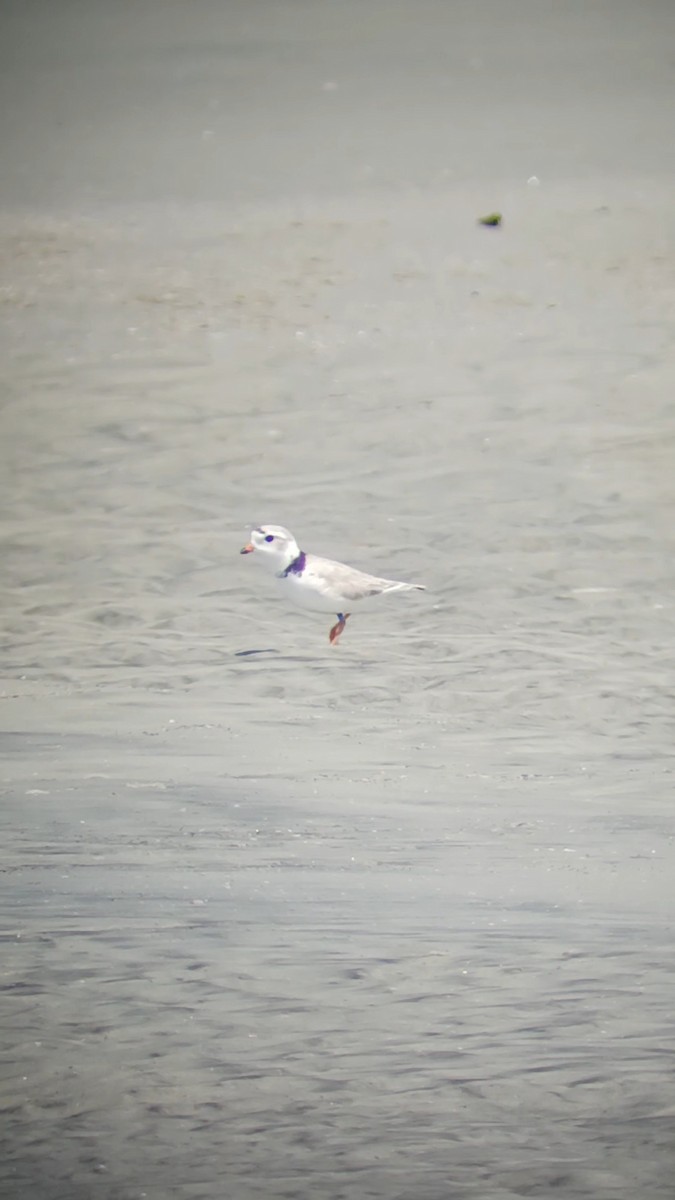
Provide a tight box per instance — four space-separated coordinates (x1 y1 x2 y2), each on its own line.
240 525 300 572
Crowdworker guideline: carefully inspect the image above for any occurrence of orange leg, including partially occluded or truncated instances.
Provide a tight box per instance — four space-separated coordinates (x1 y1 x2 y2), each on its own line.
328 613 350 644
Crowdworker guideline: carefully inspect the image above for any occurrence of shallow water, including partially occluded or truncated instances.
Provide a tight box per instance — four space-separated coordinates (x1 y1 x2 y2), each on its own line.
2 2 675 1197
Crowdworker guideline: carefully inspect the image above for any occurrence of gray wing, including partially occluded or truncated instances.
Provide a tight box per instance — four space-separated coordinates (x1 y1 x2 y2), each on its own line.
306 554 425 601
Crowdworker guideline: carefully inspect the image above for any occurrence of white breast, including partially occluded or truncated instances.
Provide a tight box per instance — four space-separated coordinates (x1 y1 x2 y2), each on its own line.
276 570 346 613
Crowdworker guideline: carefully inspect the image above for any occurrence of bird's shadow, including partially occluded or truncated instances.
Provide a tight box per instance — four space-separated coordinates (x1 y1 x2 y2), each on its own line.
234 648 280 658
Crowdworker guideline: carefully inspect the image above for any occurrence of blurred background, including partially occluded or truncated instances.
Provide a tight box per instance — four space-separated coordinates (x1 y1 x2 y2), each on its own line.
1 3 675 1198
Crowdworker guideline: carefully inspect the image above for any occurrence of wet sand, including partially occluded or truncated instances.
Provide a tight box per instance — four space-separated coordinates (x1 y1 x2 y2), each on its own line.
2 2 675 1197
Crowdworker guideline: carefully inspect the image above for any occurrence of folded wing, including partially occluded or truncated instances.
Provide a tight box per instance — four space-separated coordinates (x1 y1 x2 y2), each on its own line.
306 555 425 602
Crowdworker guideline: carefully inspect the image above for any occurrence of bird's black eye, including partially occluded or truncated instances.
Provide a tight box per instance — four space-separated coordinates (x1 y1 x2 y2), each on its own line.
265 534 274 543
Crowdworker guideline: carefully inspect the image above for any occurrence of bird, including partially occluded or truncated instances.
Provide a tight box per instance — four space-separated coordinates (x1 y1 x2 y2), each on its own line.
240 524 425 644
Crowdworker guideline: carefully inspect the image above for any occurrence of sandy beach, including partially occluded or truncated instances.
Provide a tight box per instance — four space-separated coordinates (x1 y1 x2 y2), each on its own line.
2 2 675 1197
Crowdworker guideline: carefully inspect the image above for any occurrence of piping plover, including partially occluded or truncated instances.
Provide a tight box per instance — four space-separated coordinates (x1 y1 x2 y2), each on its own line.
240 524 425 644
